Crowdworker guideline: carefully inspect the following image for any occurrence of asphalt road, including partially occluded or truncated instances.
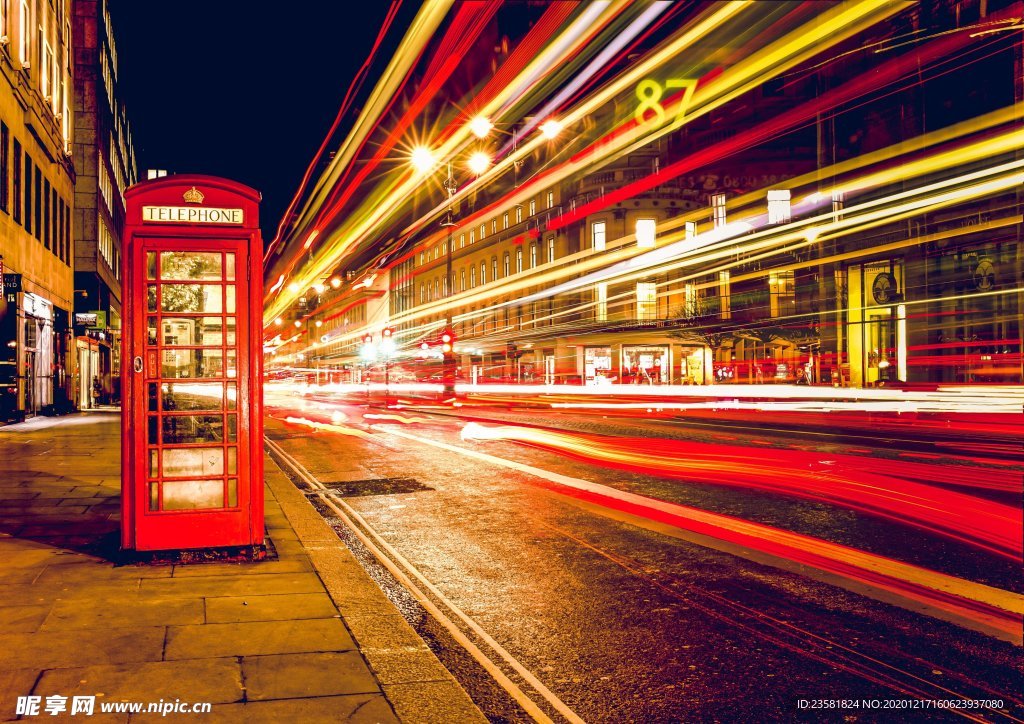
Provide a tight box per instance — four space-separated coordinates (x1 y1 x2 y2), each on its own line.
264 393 1023 723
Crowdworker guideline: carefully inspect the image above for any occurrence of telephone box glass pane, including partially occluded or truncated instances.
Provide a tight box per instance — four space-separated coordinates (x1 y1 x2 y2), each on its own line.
149 450 159 478
147 286 157 312
224 317 236 345
226 351 237 378
162 382 225 411
148 416 158 444
149 483 159 511
147 383 158 412
161 349 225 378
226 415 237 442
160 252 222 280
225 286 236 313
147 317 158 345
162 447 224 477
162 317 227 346
162 479 224 510
225 253 235 281
161 415 224 444
147 252 157 280
159 285 223 313
226 382 237 410
227 447 237 474
227 478 237 507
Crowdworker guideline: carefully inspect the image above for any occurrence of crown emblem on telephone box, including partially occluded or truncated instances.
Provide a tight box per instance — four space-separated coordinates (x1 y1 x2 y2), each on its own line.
183 186 205 204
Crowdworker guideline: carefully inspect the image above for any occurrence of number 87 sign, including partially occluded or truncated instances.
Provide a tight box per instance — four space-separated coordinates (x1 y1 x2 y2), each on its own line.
635 78 698 129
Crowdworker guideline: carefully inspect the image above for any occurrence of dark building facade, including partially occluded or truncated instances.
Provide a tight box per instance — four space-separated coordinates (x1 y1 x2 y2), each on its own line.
72 0 136 408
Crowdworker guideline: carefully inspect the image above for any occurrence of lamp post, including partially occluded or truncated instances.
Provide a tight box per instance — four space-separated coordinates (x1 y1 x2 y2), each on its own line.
441 163 458 396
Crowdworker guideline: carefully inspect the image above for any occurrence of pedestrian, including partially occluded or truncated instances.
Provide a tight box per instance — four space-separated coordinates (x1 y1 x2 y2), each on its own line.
91 376 102 407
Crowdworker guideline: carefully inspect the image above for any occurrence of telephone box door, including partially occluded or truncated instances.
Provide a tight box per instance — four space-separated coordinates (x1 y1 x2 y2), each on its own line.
128 240 252 549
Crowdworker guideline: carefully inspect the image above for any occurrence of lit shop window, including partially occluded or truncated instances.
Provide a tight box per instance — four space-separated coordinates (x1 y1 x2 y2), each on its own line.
636 282 657 320
719 271 731 320
595 283 608 322
767 189 791 224
712 193 727 228
769 269 795 318
592 221 606 251
636 218 656 248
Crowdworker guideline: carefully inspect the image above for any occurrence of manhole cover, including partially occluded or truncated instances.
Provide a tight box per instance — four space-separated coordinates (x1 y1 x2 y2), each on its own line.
310 477 433 497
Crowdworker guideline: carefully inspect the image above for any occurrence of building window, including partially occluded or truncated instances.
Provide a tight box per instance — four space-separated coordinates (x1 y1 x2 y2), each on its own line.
24 154 32 235
419 252 424 265
492 257 498 282
420 283 425 304
503 253 510 278
684 220 696 239
592 221 606 251
769 270 795 318
767 189 791 224
12 139 21 224
470 230 475 244
530 244 537 268
516 248 522 274
43 178 50 251
712 193 727 228
636 282 657 320
33 166 40 240
470 266 476 287
595 283 608 322
479 223 485 240
546 237 555 264
459 233 465 248
636 218 656 248
434 278 439 299
546 190 554 209
503 212 509 230
19 0 29 66
515 205 522 224
491 219 496 235
480 261 486 285
460 269 466 292
719 271 731 320
0 122 7 214
529 199 536 216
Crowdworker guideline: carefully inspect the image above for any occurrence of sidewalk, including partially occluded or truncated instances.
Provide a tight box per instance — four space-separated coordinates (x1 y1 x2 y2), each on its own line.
0 412 484 723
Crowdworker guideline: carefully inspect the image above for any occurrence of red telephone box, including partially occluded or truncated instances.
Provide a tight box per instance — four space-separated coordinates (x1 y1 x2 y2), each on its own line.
121 175 263 551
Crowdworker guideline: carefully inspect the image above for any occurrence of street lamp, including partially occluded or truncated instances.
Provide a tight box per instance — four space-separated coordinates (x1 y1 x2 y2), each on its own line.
440 163 458 396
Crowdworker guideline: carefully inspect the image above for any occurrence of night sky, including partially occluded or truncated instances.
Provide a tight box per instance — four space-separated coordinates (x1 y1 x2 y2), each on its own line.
108 2 416 245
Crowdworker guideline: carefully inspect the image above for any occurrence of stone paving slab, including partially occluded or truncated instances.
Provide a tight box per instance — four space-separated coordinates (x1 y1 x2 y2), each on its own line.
0 412 484 722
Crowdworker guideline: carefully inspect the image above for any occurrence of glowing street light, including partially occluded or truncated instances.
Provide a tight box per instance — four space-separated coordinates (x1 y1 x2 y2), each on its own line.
539 118 563 139
467 151 490 176
329 276 342 289
313 283 325 295
469 115 492 138
287 282 300 294
274 317 283 326
410 146 436 174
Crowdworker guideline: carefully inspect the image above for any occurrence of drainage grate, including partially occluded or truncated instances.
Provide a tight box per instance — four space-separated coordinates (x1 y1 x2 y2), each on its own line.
308 477 433 497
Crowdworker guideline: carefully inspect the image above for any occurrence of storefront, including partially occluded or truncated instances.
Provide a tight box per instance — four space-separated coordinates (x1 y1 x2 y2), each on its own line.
583 346 613 385
20 292 55 416
621 344 670 384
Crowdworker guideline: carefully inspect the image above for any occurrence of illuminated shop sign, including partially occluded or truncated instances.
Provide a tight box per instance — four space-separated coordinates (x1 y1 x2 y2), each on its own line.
142 206 244 224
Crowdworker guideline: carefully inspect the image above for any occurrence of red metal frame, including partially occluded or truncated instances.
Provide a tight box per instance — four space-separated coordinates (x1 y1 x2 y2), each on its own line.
122 175 263 551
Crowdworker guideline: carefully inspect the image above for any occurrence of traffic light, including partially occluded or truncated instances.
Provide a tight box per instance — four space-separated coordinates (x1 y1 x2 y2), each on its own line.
440 329 454 355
